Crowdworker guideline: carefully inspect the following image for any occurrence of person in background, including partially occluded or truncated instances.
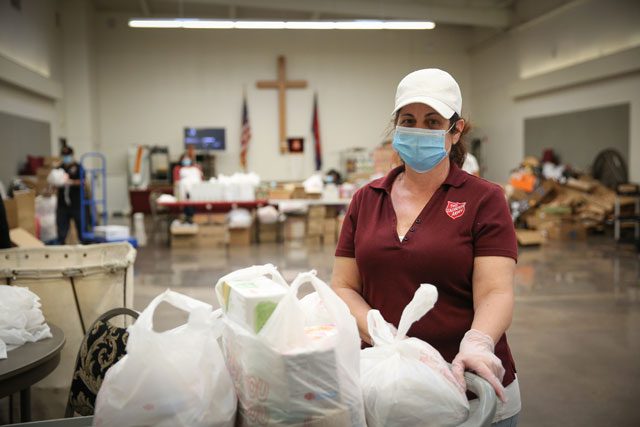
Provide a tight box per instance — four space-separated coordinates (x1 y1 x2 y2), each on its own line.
52 145 84 244
174 153 203 223
462 152 481 177
332 68 520 426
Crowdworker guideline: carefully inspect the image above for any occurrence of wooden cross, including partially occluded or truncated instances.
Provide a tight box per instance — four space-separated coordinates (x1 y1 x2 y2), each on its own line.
256 56 308 154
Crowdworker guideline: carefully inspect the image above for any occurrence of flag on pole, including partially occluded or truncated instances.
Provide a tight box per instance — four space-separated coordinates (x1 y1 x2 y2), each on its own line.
240 93 251 171
312 93 322 171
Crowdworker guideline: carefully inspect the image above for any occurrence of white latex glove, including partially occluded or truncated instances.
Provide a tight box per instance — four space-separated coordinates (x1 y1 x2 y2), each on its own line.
451 329 507 402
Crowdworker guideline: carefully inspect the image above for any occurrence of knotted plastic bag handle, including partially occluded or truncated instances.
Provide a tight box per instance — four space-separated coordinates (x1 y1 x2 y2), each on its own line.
367 283 438 347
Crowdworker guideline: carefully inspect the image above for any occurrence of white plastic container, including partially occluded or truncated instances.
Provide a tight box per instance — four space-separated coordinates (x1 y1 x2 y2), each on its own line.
93 225 130 240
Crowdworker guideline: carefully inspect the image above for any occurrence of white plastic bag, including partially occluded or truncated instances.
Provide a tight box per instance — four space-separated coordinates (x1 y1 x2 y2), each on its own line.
303 173 324 194
93 290 236 427
361 284 470 427
256 205 279 224
228 208 253 229
47 168 68 187
0 285 52 359
216 268 366 426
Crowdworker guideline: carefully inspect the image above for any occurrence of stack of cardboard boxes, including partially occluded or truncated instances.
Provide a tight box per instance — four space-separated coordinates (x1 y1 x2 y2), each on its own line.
170 213 228 249
512 176 619 245
19 156 58 196
283 215 306 242
195 214 228 248
306 205 326 245
258 221 279 243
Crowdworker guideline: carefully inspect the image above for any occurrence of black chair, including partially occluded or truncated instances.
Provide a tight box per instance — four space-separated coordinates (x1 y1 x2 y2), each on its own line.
65 307 139 417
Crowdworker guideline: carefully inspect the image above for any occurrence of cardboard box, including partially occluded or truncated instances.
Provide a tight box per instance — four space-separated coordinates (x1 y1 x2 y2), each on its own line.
323 233 336 245
36 166 52 179
323 218 337 233
9 227 45 248
4 198 17 229
515 229 544 246
284 216 306 240
258 222 279 243
291 185 307 199
5 190 36 235
197 223 227 248
307 218 324 236
325 206 340 219
229 227 252 246
193 213 227 225
268 188 293 199
307 205 327 219
565 177 595 193
171 233 197 249
548 220 587 241
43 156 59 167
170 222 199 235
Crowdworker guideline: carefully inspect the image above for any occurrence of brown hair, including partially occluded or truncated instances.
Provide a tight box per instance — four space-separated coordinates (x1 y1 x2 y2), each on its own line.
448 113 469 168
389 112 471 168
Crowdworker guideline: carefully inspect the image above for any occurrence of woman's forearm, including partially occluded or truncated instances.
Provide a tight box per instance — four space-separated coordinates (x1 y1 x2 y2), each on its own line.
470 289 513 344
333 287 373 344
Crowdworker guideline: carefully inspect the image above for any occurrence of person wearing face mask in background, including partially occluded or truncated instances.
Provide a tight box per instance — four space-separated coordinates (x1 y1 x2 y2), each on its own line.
332 69 520 426
52 145 85 244
173 153 203 223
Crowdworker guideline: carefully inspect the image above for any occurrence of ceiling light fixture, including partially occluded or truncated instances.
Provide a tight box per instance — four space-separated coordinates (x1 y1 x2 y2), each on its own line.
128 19 435 30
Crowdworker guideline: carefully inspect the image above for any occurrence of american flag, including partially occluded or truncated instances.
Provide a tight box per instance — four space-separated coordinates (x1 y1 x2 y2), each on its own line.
312 93 322 171
240 94 251 171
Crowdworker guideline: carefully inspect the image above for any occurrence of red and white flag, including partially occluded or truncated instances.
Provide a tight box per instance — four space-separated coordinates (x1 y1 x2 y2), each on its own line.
240 94 251 171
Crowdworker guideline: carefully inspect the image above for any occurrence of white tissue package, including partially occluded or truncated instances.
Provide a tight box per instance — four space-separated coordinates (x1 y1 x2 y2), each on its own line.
223 320 350 426
219 276 287 333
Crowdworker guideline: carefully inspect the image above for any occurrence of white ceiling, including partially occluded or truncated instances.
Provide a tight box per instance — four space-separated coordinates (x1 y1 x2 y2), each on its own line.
92 0 576 30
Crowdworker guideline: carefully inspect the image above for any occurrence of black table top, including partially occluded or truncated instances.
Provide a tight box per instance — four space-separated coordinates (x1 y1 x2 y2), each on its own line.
0 324 65 382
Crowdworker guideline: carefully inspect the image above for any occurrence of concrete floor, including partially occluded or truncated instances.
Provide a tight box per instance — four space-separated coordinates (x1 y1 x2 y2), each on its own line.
131 234 640 427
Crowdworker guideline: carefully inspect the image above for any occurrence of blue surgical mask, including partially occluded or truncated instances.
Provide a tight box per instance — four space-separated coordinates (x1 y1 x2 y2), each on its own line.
392 125 453 173
62 155 73 165
181 159 192 167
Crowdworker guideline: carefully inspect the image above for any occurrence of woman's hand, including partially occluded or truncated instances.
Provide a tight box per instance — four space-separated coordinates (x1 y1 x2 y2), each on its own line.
451 329 506 402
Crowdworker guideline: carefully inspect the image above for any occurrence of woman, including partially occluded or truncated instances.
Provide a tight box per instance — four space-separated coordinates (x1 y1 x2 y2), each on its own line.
332 69 520 426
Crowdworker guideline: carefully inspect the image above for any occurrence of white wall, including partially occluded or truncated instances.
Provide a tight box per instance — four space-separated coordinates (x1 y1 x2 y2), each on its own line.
95 17 473 190
470 0 640 182
59 0 99 156
0 0 62 155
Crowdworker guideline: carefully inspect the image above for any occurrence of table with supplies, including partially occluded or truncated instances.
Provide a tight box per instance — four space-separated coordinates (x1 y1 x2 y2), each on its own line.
0 324 65 423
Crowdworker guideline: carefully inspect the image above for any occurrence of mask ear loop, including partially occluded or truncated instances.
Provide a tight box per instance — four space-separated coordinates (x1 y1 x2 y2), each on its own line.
444 120 459 155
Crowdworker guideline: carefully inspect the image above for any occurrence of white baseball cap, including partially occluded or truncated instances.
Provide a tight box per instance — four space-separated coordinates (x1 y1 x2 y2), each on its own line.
392 68 462 119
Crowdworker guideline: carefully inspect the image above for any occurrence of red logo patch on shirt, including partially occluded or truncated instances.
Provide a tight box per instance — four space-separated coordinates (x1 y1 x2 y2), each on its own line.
445 201 466 219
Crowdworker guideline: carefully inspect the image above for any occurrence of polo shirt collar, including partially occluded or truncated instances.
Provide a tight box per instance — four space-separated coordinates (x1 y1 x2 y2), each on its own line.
369 162 468 193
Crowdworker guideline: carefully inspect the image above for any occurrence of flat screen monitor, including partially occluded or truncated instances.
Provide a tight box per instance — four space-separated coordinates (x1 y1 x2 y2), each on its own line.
184 127 225 150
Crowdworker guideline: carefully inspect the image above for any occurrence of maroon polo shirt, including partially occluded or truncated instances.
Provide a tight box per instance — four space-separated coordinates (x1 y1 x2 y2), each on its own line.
336 164 518 387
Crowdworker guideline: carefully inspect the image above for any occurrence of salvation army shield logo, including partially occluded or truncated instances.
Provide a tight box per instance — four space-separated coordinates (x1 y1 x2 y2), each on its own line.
445 201 466 220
